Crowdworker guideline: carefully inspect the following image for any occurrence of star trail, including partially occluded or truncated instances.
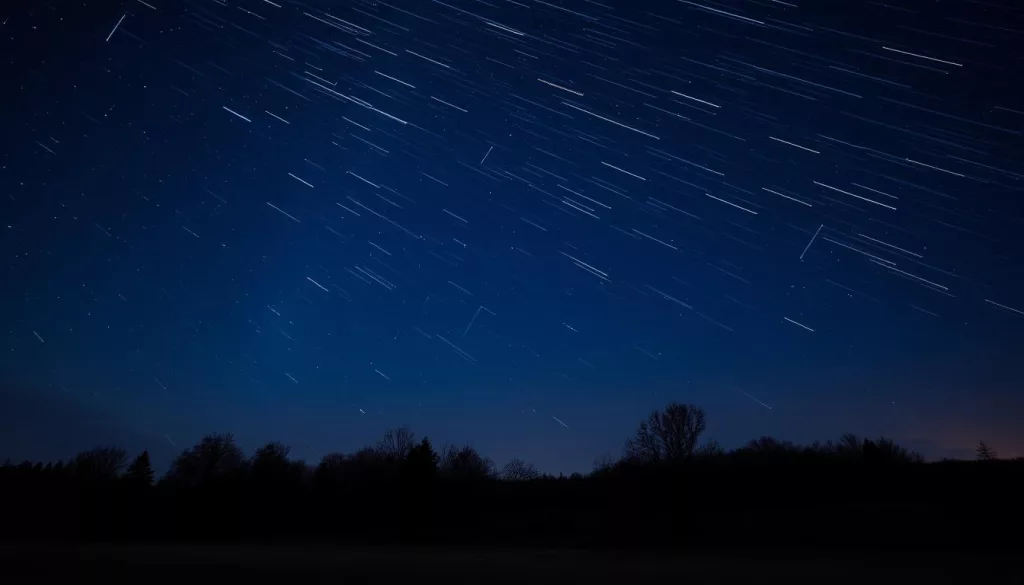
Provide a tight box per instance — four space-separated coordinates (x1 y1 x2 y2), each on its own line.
1 0 1023 471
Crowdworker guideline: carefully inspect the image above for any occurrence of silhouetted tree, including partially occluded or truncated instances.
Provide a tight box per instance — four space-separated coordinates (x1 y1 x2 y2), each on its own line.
123 450 154 487
252 442 291 476
251 442 308 491
73 446 127 481
874 438 923 463
328 446 403 484
696 439 725 457
836 433 863 455
313 452 347 490
861 438 882 462
743 436 798 455
624 402 706 464
439 444 493 480
500 458 539 481
4 401 1021 550
405 437 439 480
165 433 246 488
319 452 346 470
592 453 616 474
377 426 416 460
976 441 997 461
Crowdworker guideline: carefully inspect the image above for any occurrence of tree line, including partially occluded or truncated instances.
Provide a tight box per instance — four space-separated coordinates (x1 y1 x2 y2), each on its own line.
1 403 1019 548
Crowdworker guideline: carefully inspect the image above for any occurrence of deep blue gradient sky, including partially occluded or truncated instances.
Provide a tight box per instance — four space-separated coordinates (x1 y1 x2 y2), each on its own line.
2 0 1023 473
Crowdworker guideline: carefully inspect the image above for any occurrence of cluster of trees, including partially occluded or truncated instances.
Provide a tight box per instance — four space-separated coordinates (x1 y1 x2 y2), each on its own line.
1 403 1020 548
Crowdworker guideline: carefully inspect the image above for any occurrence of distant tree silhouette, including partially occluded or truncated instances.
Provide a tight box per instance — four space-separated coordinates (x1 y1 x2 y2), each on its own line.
592 453 616 474
123 450 154 487
624 402 706 464
348 446 400 480
836 433 863 455
873 438 923 463
439 444 493 479
252 442 291 476
861 438 883 462
3 399 1020 550
976 441 997 461
251 442 308 490
377 426 416 460
743 436 797 455
319 452 346 470
500 457 539 481
405 437 440 480
73 446 128 481
828 435 923 464
164 433 246 488
312 452 347 491
695 439 725 457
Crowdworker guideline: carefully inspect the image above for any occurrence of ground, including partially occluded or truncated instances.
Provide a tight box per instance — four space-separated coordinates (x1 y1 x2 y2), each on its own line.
0 543 1015 584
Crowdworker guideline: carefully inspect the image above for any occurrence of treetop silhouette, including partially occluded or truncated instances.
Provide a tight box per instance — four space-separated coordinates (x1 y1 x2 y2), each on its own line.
1 402 1017 549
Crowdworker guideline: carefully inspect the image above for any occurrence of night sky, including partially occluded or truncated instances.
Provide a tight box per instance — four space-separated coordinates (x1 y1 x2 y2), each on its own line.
2 0 1023 473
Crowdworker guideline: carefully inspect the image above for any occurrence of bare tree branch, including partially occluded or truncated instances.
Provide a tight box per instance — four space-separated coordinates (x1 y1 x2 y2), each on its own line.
500 458 539 481
624 403 706 464
376 426 416 460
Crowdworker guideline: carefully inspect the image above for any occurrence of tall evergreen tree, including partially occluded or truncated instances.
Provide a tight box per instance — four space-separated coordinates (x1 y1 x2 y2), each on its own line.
405 437 439 480
124 450 155 487
976 441 997 461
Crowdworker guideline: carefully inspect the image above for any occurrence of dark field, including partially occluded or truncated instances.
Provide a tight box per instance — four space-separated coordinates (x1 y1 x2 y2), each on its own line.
0 544 1015 584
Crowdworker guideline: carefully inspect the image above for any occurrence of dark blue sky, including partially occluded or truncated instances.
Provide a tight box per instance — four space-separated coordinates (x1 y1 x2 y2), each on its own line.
2 0 1023 473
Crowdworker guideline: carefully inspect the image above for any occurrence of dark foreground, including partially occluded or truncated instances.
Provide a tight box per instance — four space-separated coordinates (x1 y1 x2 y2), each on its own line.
0 544 1017 584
